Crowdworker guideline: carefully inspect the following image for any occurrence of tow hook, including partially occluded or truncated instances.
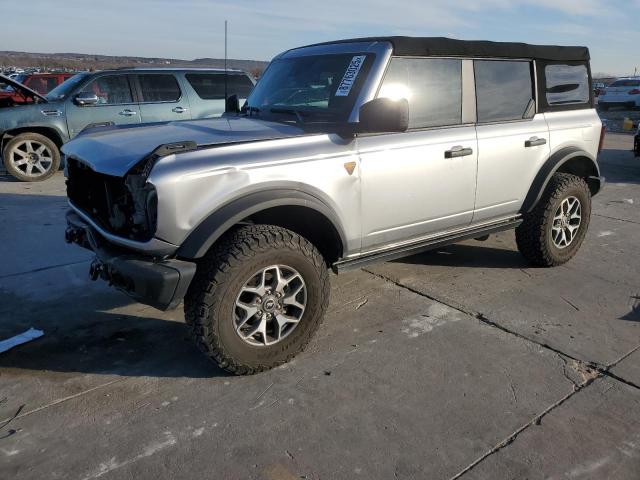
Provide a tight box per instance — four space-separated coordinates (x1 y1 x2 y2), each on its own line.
89 259 104 281
65 226 82 244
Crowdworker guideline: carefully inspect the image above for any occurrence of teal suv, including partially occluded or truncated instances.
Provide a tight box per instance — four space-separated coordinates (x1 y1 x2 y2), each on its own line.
0 68 254 181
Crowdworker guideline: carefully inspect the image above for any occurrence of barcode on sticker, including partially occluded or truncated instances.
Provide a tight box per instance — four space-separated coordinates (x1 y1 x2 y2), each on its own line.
335 55 366 97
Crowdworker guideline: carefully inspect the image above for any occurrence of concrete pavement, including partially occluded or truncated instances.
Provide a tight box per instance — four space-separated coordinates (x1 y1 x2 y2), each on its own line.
0 134 638 479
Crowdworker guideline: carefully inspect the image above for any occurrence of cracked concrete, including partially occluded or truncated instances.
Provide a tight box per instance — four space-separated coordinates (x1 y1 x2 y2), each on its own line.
1 133 639 479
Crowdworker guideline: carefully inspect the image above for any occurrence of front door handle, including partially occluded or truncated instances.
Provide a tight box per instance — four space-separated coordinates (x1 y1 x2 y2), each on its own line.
119 109 137 117
444 146 473 158
525 137 547 147
172 106 189 114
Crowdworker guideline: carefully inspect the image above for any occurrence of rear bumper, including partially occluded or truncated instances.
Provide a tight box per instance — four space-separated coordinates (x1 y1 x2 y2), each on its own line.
66 210 196 310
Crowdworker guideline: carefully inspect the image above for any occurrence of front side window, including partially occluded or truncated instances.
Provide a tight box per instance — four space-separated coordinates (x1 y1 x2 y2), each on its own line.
137 74 181 102
79 75 133 105
378 58 462 129
245 53 375 122
545 64 589 105
475 60 534 122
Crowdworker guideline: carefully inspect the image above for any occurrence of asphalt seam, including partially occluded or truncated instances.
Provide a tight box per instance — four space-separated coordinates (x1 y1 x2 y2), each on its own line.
0 378 126 425
0 259 91 280
593 213 640 225
449 375 599 480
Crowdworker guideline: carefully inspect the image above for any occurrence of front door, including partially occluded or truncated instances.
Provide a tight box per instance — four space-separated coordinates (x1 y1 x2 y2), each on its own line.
135 73 192 123
66 74 140 138
358 57 478 251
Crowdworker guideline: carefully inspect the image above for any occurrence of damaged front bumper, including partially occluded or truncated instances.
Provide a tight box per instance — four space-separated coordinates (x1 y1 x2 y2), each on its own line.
65 210 196 310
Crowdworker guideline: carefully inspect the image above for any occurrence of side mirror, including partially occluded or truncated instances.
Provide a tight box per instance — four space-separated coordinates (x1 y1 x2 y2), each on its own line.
358 97 409 134
74 92 99 106
225 94 240 114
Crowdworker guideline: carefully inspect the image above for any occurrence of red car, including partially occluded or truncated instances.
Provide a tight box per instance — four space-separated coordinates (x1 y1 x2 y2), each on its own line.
0 72 75 106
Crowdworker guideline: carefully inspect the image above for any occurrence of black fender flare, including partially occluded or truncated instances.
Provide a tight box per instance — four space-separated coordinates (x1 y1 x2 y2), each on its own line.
176 189 347 259
521 147 603 213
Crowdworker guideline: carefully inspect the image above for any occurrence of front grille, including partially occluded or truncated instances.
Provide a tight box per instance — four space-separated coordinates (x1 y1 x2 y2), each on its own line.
67 158 155 241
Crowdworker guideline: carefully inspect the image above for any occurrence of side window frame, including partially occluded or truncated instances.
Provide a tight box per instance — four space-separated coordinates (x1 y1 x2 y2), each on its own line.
473 58 537 126
374 56 469 132
132 73 183 104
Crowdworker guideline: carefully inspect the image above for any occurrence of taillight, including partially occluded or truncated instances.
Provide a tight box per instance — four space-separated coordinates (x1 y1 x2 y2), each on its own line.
628 89 640 95
598 124 606 154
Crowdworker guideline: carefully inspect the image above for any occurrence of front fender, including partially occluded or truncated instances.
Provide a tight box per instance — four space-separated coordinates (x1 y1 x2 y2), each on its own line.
521 147 602 213
176 188 348 259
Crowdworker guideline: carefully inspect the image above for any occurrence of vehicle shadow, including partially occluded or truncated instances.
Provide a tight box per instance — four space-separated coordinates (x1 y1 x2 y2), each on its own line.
393 242 529 270
0 292 229 379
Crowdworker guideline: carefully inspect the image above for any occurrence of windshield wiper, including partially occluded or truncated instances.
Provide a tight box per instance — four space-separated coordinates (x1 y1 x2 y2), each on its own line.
269 107 305 126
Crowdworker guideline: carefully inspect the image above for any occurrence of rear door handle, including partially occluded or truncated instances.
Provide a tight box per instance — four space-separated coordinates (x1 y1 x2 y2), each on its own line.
172 106 189 114
119 109 137 117
525 137 547 147
444 146 473 158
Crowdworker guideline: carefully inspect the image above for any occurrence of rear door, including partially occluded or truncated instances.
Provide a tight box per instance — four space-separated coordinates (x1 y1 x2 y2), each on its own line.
473 59 550 222
66 74 141 138
135 73 192 123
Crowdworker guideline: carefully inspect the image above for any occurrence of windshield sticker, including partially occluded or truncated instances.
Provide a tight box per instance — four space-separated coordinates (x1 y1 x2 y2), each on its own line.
335 55 366 97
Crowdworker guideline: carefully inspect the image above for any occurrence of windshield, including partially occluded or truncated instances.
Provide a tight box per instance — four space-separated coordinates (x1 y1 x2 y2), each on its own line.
244 53 375 123
46 72 90 101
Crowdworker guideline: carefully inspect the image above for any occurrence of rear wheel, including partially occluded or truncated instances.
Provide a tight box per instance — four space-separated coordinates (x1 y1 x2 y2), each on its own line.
184 225 329 374
3 133 60 182
516 173 591 267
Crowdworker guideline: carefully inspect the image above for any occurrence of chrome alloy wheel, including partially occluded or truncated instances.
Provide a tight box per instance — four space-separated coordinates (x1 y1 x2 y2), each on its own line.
234 265 307 346
551 196 582 249
8 140 54 178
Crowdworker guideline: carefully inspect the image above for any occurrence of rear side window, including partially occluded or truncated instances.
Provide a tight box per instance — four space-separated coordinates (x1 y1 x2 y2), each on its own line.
475 60 534 122
545 64 589 105
79 75 133 105
609 79 640 87
186 73 254 99
137 74 181 102
378 58 462 129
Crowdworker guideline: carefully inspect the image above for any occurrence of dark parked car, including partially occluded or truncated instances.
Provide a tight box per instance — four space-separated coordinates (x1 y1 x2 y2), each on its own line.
0 68 254 181
0 72 76 106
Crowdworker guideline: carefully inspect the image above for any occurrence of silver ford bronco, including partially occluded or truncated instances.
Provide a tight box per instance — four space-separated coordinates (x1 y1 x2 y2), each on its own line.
64 37 605 374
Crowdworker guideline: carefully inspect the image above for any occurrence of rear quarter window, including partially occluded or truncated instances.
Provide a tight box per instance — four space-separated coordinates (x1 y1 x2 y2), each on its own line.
545 64 589 105
186 73 254 100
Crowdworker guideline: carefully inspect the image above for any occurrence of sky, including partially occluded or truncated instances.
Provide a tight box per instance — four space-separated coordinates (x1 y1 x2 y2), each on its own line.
1 0 638 75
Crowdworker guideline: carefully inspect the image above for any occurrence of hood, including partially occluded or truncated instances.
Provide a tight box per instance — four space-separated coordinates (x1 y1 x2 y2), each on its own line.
0 74 48 103
61 116 305 177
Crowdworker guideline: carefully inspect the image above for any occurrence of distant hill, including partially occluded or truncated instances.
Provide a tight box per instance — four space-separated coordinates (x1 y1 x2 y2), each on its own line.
0 50 269 77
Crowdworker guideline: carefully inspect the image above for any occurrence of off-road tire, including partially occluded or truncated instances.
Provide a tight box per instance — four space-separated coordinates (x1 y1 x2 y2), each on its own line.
184 225 330 375
3 132 60 182
516 173 591 267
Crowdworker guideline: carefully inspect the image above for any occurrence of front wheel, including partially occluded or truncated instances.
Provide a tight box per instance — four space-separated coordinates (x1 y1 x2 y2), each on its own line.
184 225 330 374
3 132 60 182
516 173 591 267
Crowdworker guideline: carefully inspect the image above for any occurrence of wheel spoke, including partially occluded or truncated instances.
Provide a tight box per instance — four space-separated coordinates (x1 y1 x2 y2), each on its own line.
25 141 34 153
12 150 27 159
13 158 28 166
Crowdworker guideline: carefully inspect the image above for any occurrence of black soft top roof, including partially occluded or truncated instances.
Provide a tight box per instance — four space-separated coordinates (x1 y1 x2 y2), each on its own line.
304 36 590 62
